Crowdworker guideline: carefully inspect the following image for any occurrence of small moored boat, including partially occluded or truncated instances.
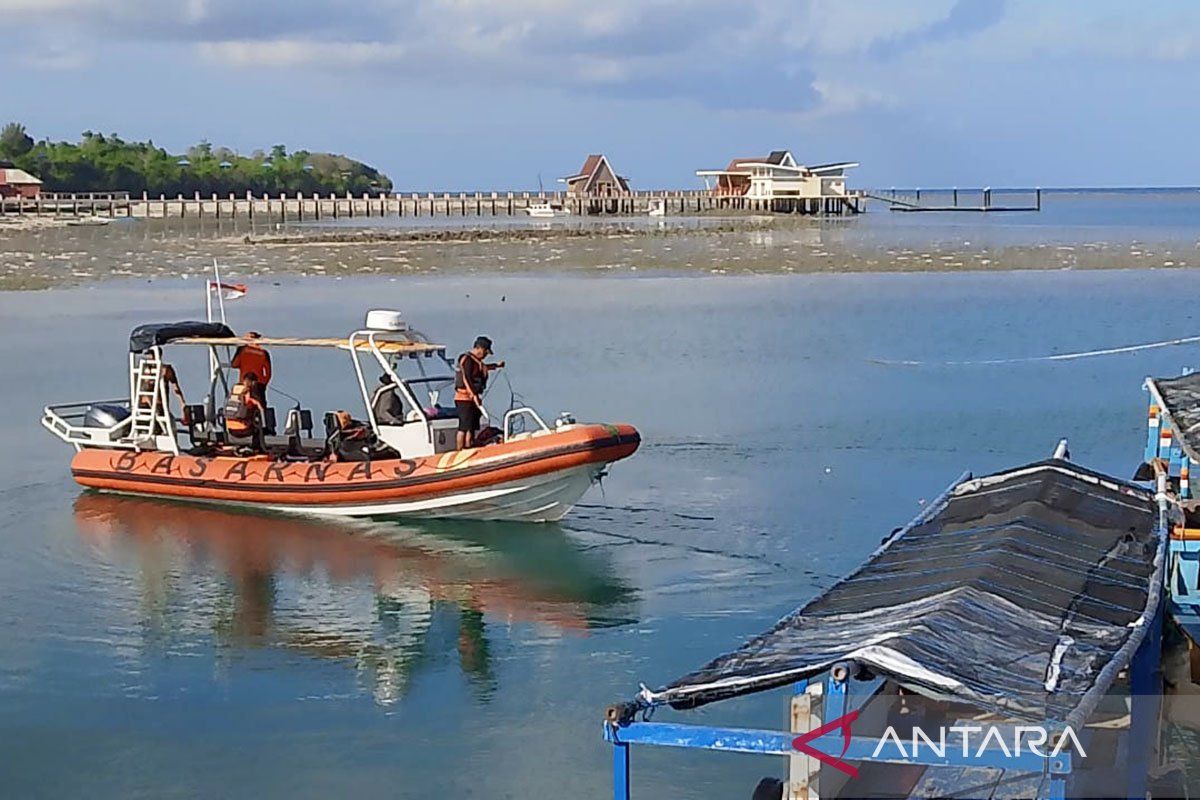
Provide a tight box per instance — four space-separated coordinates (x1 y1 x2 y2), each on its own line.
43 311 639 521
525 200 569 218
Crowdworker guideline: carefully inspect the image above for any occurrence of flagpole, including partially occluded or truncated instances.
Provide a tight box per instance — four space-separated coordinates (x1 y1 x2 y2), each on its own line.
212 258 227 325
208 261 224 404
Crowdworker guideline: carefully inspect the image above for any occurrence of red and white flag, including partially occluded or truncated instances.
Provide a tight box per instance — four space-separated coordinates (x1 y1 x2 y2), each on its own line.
208 281 248 301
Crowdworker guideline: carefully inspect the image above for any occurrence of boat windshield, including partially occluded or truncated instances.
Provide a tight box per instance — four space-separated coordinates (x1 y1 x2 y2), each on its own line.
403 376 457 420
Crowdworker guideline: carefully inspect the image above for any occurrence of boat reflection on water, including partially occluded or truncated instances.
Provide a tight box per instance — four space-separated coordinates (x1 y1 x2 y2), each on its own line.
72 493 636 706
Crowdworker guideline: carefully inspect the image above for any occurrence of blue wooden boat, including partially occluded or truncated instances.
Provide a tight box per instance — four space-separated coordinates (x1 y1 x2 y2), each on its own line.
1143 374 1200 655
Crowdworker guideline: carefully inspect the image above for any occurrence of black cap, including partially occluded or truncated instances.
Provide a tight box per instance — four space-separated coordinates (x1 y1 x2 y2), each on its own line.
473 336 493 354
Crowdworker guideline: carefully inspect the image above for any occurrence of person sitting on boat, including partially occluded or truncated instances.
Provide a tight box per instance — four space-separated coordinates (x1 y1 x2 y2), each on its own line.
328 409 374 462
224 373 266 452
371 373 405 425
232 331 271 408
161 364 190 429
454 336 504 450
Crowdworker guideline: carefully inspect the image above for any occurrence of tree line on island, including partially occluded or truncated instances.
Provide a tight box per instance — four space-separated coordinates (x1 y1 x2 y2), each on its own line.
0 123 393 196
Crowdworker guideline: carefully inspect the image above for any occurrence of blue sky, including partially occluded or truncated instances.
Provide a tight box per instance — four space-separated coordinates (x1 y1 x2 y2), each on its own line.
1 0 1198 190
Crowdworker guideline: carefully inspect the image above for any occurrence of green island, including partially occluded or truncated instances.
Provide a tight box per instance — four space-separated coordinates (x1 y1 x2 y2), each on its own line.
0 122 392 196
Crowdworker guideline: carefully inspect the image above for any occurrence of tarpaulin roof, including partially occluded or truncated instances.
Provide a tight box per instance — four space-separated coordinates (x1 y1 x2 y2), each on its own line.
1148 374 1200 464
638 460 1164 729
129 321 235 352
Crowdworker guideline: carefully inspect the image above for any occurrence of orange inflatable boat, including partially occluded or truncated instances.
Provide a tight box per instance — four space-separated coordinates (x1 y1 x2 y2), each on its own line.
44 312 639 521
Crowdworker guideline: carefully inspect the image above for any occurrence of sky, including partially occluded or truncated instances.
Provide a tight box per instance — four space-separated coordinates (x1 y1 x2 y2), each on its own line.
1 0 1199 190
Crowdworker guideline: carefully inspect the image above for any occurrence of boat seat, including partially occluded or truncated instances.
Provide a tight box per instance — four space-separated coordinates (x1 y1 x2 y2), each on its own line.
323 411 341 440
284 408 314 438
184 404 208 447
282 408 315 458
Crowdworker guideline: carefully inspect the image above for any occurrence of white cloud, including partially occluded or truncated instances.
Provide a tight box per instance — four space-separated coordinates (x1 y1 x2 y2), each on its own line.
797 0 958 55
0 0 99 10
798 80 897 120
198 39 407 68
927 0 1200 64
30 0 1198 120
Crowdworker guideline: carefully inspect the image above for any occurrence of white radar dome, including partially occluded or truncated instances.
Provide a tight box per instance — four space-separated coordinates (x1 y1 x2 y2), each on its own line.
365 309 409 331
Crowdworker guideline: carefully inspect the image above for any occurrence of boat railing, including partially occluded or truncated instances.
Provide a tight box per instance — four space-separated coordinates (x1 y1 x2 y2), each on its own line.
41 399 136 449
502 407 551 442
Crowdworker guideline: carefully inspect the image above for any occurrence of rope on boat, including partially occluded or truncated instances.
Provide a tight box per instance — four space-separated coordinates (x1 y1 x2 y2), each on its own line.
872 333 1200 367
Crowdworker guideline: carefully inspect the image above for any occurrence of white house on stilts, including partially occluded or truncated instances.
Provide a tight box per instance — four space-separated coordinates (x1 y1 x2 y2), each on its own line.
695 150 863 214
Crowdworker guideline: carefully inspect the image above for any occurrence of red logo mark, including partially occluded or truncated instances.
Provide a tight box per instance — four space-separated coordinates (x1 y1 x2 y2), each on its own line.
792 710 860 778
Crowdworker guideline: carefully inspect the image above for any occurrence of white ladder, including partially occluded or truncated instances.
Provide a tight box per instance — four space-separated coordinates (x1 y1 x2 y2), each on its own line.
130 357 165 443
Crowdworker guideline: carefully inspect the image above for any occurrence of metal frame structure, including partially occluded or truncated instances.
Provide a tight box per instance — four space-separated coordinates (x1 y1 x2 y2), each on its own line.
43 322 554 459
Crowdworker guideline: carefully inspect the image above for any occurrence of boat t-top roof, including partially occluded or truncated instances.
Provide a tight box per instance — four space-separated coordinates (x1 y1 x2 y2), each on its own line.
128 320 447 358
173 335 448 358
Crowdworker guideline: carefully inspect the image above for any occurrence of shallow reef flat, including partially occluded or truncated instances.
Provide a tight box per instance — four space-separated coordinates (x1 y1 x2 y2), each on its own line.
1 214 1197 290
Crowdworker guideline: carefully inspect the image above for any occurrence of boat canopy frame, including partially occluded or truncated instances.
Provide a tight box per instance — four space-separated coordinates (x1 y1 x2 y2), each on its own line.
44 320 557 457
177 328 467 449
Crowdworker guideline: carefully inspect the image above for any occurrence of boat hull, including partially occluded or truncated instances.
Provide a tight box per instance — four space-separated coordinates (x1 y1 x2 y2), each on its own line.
69 423 639 522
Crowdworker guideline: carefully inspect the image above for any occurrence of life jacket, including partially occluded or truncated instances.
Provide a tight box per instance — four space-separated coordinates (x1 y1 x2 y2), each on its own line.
224 383 255 432
454 353 486 402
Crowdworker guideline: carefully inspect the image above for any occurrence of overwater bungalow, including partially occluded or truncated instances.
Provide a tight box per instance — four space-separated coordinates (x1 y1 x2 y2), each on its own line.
696 150 860 211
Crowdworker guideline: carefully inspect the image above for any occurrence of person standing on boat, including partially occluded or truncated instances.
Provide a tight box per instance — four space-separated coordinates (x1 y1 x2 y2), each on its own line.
232 331 272 408
454 336 504 450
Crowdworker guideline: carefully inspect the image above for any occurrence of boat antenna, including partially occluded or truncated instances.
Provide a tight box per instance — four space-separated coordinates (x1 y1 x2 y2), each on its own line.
538 173 544 194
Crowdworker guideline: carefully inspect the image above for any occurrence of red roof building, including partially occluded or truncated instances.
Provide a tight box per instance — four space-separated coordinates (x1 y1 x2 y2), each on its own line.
0 168 43 199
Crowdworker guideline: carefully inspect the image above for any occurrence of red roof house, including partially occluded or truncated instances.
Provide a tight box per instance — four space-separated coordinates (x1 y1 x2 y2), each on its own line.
0 168 43 199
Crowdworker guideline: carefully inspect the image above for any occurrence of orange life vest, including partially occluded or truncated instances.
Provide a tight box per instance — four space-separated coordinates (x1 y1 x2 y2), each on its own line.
454 353 486 402
224 383 258 433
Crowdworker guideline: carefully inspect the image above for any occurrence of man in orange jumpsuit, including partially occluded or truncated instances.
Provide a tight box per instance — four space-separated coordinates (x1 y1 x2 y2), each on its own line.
232 331 272 429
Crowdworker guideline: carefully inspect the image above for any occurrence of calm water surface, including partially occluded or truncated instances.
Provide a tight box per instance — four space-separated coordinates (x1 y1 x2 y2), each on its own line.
1 269 1197 797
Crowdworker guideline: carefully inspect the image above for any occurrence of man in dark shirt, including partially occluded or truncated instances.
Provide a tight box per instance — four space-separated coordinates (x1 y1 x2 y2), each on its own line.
453 336 504 449
371 373 405 425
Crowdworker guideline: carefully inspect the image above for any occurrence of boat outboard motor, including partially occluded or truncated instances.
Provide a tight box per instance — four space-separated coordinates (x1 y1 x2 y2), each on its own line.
84 403 131 429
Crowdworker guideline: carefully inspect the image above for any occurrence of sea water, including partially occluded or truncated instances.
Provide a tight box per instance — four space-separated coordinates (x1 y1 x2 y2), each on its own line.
0 268 1197 797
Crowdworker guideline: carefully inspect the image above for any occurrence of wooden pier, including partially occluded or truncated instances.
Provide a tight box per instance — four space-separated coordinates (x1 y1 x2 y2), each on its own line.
0 188 866 221
866 187 1041 212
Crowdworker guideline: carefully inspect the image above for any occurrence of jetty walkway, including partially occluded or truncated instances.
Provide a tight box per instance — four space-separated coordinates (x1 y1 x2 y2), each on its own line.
0 189 866 221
